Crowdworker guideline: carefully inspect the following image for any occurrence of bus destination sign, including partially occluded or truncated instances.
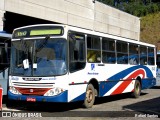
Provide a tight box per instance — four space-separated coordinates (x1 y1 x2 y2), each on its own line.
13 26 63 38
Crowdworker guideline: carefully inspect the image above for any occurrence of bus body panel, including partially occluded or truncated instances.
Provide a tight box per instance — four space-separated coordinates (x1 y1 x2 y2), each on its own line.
8 75 69 102
8 63 156 102
68 64 156 102
8 90 68 102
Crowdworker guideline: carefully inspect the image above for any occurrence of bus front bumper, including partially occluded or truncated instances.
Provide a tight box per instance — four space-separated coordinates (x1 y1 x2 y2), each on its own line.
8 90 68 103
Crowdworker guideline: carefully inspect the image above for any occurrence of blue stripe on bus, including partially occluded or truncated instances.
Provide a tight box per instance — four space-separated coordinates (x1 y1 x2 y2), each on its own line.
71 93 85 102
99 65 155 97
8 90 68 102
141 78 156 89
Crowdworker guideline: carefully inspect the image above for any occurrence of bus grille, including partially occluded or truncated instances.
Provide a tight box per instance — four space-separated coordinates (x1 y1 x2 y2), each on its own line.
12 82 54 88
15 87 51 95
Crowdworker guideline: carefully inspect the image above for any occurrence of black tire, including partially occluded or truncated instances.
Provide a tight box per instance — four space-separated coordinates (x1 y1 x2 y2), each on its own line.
132 80 141 98
83 84 95 108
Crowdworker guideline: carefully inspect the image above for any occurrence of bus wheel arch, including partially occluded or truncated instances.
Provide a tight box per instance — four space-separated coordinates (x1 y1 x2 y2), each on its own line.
83 79 99 108
132 76 142 98
136 76 142 87
88 78 99 97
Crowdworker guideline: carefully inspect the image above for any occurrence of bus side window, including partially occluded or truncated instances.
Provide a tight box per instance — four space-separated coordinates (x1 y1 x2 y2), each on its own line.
0 48 2 63
102 38 116 64
157 54 160 68
117 41 128 64
0 43 10 71
87 36 101 63
129 44 139 65
69 32 86 72
140 46 147 65
148 47 155 65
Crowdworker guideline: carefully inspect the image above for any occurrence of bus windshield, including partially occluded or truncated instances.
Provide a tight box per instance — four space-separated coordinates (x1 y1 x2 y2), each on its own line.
10 38 67 76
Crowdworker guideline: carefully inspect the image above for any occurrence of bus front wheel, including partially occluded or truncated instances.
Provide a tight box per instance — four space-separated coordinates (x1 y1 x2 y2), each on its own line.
132 80 141 98
83 84 95 108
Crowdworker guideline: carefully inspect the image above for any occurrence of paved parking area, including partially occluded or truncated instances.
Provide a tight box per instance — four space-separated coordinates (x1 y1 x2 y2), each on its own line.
1 86 160 119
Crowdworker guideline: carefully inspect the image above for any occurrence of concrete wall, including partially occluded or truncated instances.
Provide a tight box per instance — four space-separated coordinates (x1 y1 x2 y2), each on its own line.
0 0 5 31
4 0 140 40
94 2 140 40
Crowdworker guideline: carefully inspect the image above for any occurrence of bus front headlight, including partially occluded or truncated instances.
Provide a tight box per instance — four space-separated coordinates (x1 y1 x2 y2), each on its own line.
44 87 64 96
9 86 21 95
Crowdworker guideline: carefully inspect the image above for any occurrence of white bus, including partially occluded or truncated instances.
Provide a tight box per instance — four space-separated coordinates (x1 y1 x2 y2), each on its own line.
156 51 160 86
8 24 156 108
0 32 11 96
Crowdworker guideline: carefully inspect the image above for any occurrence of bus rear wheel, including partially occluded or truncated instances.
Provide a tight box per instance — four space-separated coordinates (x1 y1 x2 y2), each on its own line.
83 84 95 108
132 80 141 98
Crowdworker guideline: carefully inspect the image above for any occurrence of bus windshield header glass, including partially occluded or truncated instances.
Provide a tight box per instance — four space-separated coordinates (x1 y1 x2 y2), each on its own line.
12 26 64 38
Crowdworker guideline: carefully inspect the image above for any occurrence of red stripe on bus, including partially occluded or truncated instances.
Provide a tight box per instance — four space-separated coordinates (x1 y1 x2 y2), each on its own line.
111 69 145 95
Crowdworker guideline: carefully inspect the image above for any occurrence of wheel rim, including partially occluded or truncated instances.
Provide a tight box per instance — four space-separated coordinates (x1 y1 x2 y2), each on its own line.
135 82 140 94
86 88 93 103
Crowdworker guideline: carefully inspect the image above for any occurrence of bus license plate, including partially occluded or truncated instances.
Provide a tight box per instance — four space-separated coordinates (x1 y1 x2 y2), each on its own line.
27 97 36 102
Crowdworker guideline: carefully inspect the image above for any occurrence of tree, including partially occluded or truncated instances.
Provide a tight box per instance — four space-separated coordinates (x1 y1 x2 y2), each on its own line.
97 0 160 17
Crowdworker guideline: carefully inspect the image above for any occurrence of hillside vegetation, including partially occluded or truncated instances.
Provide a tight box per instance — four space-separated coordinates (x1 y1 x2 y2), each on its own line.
140 12 160 45
98 0 160 17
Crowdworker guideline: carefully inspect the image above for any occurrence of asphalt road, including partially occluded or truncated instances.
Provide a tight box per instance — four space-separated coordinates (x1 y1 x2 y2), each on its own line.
1 86 160 119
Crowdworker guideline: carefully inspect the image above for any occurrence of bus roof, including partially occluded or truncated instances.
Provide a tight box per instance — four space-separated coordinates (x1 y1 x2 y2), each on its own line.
12 24 155 48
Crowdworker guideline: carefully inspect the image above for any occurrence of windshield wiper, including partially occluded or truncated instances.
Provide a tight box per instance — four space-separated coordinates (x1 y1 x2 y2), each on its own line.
20 38 30 69
21 38 28 58
35 35 50 53
33 35 50 67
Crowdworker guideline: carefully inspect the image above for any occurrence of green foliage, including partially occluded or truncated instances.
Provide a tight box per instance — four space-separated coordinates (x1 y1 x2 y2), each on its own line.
124 3 159 17
140 12 160 45
97 0 160 17
98 0 114 6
